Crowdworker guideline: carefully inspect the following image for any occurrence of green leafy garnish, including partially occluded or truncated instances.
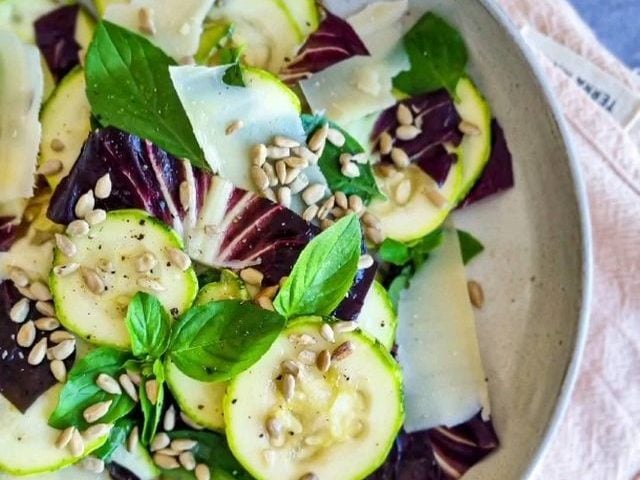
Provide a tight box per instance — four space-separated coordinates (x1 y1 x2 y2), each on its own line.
49 348 136 430
93 417 135 461
85 21 208 169
195 21 235 65
139 359 165 444
301 114 382 203
220 47 245 87
168 300 286 382
274 215 362 318
125 292 172 358
458 229 484 264
393 13 468 96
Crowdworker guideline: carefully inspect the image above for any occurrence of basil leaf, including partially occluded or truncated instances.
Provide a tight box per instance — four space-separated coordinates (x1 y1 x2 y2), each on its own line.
163 431 252 480
408 228 444 267
168 300 286 382
49 348 135 429
393 13 468 96
93 417 135 462
85 21 208 170
301 114 382 203
458 229 484 264
139 359 165 445
220 47 245 87
274 215 362 318
387 266 412 311
125 292 172 358
379 238 410 266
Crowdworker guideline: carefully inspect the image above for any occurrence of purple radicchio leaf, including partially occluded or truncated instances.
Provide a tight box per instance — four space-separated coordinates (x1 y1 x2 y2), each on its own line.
34 5 82 81
333 253 377 321
368 412 499 480
0 217 20 252
280 9 370 84
0 281 76 412
458 120 514 207
372 90 462 187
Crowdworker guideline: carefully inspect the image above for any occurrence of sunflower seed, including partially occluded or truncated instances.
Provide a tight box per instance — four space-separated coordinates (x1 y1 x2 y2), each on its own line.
317 196 335 220
119 374 139 402
365 226 384 244
302 184 325 205
56 427 75 449
333 321 358 335
339 153 353 166
281 373 295 401
179 451 197 470
179 180 190 211
320 218 334 230
292 146 318 165
467 280 485 308
49 339 76 360
284 156 307 169
281 359 300 377
135 252 157 273
137 276 166 292
424 188 447 208
127 426 139 452
396 103 414 125
50 138 66 152
169 438 197 452
256 295 274 311
48 359 66 383
83 423 111 442
277 186 291 208
395 125 421 141
75 190 95 219
283 167 301 185
265 416 283 438
81 456 105 473
263 188 277 202
195 463 211 480
298 349 316 365
127 369 142 385
84 400 112 423
358 254 374 270
52 262 79 278
299 473 319 480
10 298 30 323
331 192 347 210
332 341 355 361
9 266 29 288
36 301 55 317
50 330 75 343
145 379 159 405
348 195 364 214
273 135 300 148
180 411 205 430
17 321 36 347
94 173 112 200
81 267 105 295
379 131 393 155
258 285 279 300
35 317 60 331
390 148 410 168
331 207 345 219
240 267 263 286
167 247 192 271
69 428 84 456
157 447 179 457
320 323 335 343
154 453 180 469
341 162 360 178
225 120 244 135
96 373 122 395
251 165 270 191
302 204 319 222
37 159 63 176
275 160 287 184
351 152 369 164
28 338 47 365
308 123 328 152
31 281 53 301
66 219 89 237
326 128 346 147
267 146 290 160
362 212 381 230
395 179 412 205
138 6 156 35
151 432 171 452
164 405 176 431
85 209 107 226
262 162 278 186
251 144 267 166
289 173 310 194
459 120 481 135
316 349 331 373
55 234 77 257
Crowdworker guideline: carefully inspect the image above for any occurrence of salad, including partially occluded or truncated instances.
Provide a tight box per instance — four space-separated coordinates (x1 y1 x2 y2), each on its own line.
0 0 515 479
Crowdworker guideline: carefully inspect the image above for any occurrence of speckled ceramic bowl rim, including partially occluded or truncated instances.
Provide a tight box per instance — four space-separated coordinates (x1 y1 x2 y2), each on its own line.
475 0 594 477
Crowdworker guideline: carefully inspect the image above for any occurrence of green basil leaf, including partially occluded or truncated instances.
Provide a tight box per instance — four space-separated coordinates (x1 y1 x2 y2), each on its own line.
139 359 165 445
85 21 208 170
49 348 135 429
93 417 135 462
125 292 172 358
168 300 286 382
393 13 468 96
379 238 410 265
220 47 245 87
301 114 382 203
458 229 484 265
163 431 252 480
408 228 444 267
274 215 362 318
387 266 412 311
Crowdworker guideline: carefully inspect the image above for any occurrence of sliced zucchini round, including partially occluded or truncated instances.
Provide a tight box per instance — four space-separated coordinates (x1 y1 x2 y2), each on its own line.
225 319 404 480
0 385 107 475
356 281 397 350
195 270 249 304
50 209 198 350
39 67 91 188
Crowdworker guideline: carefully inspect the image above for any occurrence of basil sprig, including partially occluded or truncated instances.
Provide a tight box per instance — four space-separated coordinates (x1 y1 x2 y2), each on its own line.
125 293 172 358
85 21 208 170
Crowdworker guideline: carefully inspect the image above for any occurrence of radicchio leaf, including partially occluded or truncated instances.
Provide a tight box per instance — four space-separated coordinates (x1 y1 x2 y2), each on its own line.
373 91 462 186
34 5 82 81
280 9 369 84
369 412 499 479
458 120 514 207
0 281 76 412
0 217 20 252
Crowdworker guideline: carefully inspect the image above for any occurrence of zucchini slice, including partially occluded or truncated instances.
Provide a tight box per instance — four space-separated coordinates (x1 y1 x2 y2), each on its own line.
225 319 404 480
50 210 198 350
356 281 397 350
